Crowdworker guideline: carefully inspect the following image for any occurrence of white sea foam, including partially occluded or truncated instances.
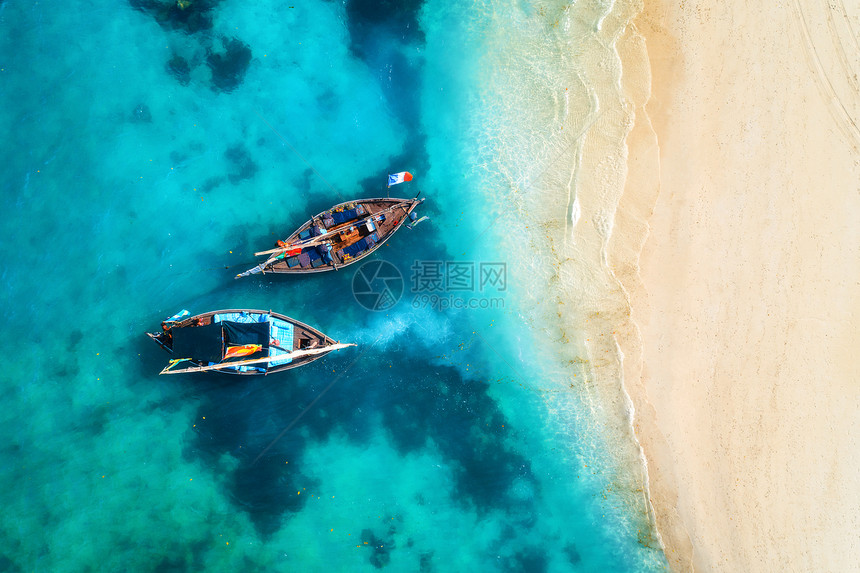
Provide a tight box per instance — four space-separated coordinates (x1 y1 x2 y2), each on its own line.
463 0 666 566
570 194 581 228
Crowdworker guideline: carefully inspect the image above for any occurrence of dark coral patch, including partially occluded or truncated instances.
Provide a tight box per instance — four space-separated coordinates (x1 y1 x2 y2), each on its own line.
153 539 208 572
167 54 191 86
233 457 317 536
361 528 395 569
56 362 80 380
509 547 548 573
128 0 221 34
131 103 152 123
66 329 83 352
224 144 257 184
184 378 317 537
419 552 434 573
563 543 582 566
207 37 252 93
375 365 535 512
200 175 226 193
178 304 531 537
0 556 22 573
347 0 423 23
343 0 427 144
345 0 426 56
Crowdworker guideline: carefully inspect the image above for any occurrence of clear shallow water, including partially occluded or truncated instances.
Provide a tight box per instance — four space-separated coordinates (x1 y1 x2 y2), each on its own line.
1 0 667 571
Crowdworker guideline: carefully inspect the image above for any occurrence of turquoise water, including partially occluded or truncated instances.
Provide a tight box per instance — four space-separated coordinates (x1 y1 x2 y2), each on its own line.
1 0 668 571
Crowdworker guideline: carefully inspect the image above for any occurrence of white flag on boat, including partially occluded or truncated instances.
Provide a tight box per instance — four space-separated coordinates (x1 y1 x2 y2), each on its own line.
387 171 413 187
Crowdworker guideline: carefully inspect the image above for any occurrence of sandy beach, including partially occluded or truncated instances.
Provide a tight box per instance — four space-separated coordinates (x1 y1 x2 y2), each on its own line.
619 1 860 571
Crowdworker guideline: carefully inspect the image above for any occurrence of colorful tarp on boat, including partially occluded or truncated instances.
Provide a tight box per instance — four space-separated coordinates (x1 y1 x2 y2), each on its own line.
224 344 262 359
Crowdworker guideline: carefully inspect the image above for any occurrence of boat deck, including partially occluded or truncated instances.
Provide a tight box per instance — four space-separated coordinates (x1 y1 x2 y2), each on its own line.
148 309 336 375
261 198 421 274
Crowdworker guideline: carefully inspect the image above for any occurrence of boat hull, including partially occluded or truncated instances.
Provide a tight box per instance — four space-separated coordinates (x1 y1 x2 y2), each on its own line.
239 197 424 277
147 309 340 375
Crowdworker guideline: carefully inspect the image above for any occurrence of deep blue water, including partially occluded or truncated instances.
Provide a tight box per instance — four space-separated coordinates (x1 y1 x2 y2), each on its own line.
0 0 667 571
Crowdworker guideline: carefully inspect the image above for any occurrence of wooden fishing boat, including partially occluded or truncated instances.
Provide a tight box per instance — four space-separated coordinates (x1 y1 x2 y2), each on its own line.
147 309 354 375
236 196 427 278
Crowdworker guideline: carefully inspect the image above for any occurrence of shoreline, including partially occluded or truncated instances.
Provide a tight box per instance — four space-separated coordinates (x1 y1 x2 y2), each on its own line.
608 7 690 569
619 1 860 571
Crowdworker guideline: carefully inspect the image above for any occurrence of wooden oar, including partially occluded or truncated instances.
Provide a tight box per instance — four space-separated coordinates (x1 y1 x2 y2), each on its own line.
235 263 266 279
159 343 356 374
406 215 429 229
254 246 293 257
162 357 193 373
252 219 358 257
